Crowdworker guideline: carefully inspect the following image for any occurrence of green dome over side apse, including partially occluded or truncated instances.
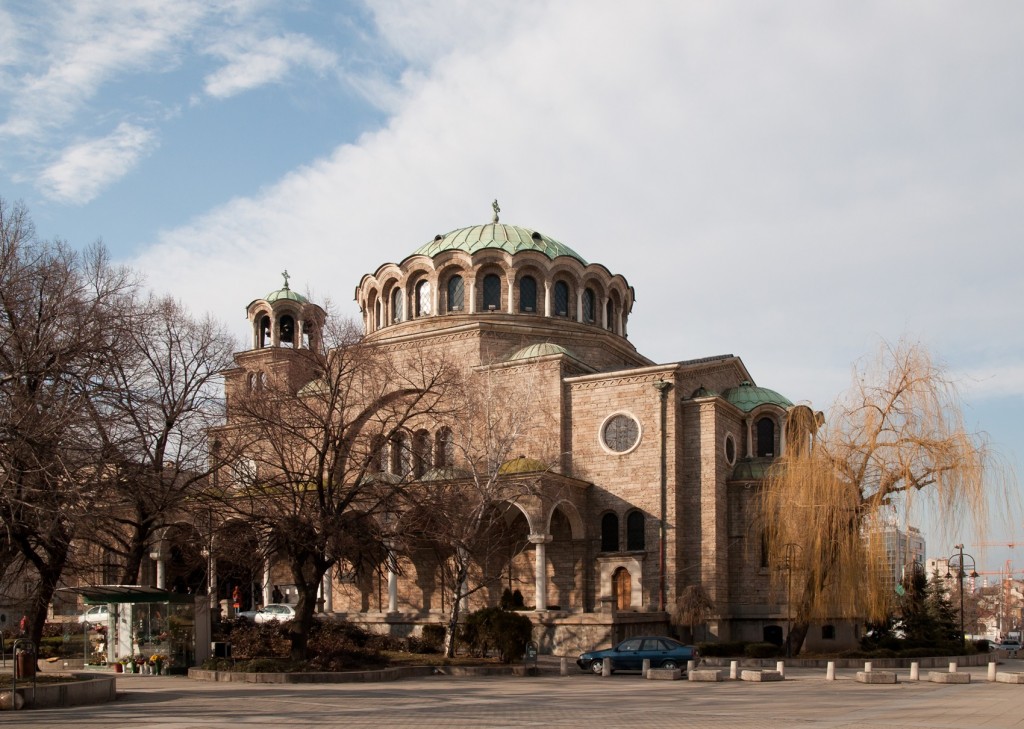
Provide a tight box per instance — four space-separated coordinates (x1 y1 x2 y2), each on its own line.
721 381 793 412
411 223 587 264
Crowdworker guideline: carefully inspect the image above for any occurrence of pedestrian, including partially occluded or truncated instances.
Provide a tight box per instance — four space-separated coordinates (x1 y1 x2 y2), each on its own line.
232 586 242 610
19 614 27 635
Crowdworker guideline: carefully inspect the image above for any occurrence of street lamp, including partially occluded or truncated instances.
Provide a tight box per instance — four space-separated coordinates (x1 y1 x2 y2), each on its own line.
779 543 802 658
945 544 978 651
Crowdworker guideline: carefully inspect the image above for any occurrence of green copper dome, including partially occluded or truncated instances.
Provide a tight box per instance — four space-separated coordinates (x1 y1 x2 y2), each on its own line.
412 224 587 264
722 381 793 412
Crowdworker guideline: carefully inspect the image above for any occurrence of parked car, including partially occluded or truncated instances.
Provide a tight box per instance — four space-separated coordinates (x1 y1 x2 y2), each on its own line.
994 641 1022 652
577 636 699 675
237 603 296 623
78 605 110 624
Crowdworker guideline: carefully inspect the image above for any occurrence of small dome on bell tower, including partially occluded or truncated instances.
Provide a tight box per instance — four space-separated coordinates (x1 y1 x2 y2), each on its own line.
245 270 326 351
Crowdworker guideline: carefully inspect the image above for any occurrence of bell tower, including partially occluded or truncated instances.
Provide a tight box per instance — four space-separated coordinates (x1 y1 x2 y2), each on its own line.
246 270 325 352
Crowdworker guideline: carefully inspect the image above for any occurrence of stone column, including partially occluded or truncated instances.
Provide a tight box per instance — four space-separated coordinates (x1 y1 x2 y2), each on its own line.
745 417 753 458
262 558 272 606
323 572 333 613
507 277 515 314
387 565 399 613
544 280 552 317
155 556 166 590
576 290 584 323
467 280 476 314
530 535 552 611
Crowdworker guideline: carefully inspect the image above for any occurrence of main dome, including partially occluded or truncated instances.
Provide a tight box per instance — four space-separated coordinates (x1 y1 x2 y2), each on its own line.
411 224 587 264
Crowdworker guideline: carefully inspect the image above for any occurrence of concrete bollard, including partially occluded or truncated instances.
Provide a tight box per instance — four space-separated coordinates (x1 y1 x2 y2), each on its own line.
826 661 835 681
949 661 957 673
909 662 919 681
560 657 569 676
642 659 650 678
602 659 611 677
864 661 872 673
988 661 997 682
776 660 785 678
730 660 738 680
687 659 695 674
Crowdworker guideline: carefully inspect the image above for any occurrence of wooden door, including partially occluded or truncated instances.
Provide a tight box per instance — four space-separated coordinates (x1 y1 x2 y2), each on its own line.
613 568 631 611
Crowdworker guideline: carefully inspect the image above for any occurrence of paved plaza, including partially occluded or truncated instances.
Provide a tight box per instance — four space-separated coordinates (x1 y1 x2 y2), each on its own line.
7 659 1024 729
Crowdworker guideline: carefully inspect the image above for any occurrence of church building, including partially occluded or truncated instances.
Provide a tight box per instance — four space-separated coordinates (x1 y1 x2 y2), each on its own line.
219 205 829 654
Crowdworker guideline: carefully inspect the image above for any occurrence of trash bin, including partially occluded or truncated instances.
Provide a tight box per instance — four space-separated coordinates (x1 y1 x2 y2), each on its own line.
15 649 36 679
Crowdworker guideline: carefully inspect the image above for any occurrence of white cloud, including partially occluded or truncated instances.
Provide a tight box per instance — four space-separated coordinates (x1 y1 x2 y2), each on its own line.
39 123 157 204
129 0 1024 421
0 0 209 140
203 32 338 98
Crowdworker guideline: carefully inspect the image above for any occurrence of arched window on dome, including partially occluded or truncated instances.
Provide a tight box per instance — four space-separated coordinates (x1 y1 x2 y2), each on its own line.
415 280 432 317
483 274 501 311
554 281 571 317
519 276 537 313
258 315 271 347
626 510 645 551
447 276 464 312
604 299 613 330
391 288 404 324
601 513 619 552
279 314 295 346
756 416 776 458
582 287 596 324
435 427 454 467
374 299 382 330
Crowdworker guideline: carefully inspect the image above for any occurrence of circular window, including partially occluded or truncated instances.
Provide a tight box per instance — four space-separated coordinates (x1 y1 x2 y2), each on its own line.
600 412 641 454
724 433 736 465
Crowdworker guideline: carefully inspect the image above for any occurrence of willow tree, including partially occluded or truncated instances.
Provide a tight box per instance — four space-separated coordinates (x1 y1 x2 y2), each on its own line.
760 339 991 655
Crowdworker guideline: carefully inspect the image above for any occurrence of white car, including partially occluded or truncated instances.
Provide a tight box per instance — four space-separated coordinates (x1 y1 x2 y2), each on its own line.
237 603 296 623
78 605 110 624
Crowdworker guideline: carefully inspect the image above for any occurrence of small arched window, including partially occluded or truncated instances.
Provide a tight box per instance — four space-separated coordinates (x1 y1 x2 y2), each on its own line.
412 430 431 478
756 416 776 458
626 511 645 551
374 299 382 330
519 276 537 313
554 281 570 317
605 299 613 330
435 427 454 467
415 280 432 317
601 513 619 552
582 287 595 323
390 432 410 475
447 276 464 312
391 288 404 324
483 274 501 311
248 373 258 391
369 435 388 473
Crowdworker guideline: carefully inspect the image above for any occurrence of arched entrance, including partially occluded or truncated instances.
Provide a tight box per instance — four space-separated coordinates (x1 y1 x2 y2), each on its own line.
162 523 207 595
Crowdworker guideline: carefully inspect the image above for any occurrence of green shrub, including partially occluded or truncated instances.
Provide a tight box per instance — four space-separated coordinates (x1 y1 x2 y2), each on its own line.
744 642 781 658
696 641 747 657
460 607 533 663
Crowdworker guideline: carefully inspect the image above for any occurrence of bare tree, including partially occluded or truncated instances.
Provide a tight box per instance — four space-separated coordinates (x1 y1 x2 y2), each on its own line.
215 316 459 659
0 198 135 646
760 339 993 655
402 367 548 658
88 294 236 584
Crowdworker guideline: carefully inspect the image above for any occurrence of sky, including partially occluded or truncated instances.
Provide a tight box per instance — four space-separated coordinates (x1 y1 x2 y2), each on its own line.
2 0 1023 576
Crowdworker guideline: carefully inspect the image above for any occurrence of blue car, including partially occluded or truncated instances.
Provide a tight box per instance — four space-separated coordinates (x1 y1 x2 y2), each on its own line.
577 636 699 675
